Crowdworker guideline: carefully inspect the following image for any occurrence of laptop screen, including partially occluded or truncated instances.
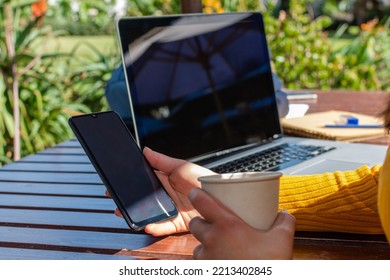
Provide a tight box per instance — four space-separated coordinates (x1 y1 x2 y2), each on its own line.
117 12 282 161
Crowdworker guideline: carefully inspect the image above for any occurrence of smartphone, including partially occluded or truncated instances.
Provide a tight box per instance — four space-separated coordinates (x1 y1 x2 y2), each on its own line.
69 111 178 231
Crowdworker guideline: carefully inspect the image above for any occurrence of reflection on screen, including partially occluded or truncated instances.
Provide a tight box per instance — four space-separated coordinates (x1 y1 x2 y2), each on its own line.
120 13 281 160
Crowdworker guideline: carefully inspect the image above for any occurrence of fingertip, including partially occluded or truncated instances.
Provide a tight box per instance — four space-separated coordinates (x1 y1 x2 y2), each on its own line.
144 224 158 236
143 146 154 158
144 222 177 237
188 215 202 228
188 187 201 202
192 244 202 260
114 208 123 218
273 210 296 229
281 209 296 222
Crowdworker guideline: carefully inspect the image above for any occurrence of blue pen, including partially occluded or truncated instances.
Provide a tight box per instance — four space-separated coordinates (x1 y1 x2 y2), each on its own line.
324 124 383 128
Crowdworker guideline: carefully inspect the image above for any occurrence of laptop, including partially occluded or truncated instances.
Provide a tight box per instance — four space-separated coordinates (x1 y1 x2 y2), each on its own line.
116 12 387 175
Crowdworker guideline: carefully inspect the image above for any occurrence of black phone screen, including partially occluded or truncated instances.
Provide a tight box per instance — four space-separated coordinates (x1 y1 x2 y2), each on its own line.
69 111 177 230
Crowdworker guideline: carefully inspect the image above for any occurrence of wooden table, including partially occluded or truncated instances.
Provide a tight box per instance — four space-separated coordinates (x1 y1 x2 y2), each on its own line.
1 90 390 260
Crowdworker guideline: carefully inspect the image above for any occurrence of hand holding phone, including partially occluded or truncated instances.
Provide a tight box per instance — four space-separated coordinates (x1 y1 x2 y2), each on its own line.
69 111 178 231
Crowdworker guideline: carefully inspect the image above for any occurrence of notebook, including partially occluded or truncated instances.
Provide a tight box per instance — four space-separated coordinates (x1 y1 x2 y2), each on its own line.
116 12 387 175
281 110 385 141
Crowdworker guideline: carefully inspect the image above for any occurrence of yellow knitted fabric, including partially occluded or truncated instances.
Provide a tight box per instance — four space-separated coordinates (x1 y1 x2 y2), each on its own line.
279 165 383 234
378 147 390 243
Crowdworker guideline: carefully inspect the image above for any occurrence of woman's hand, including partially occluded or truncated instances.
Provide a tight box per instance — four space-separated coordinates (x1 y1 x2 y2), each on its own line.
188 188 296 259
107 147 215 236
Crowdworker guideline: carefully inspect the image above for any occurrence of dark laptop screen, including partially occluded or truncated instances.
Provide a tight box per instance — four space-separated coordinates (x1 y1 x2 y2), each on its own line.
117 12 282 160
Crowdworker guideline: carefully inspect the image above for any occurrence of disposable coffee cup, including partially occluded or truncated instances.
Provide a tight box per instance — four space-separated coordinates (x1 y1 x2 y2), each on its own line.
198 172 282 230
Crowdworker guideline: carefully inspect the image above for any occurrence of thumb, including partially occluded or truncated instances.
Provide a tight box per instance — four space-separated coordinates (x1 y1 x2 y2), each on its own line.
271 210 296 231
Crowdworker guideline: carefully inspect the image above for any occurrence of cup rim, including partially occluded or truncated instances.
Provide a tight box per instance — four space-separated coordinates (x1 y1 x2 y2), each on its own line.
198 171 282 184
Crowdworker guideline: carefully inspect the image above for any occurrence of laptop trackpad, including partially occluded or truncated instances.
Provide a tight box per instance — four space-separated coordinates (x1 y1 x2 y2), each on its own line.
290 159 368 175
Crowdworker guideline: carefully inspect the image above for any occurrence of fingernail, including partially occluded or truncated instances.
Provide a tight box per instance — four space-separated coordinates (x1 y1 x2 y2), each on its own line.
143 146 152 152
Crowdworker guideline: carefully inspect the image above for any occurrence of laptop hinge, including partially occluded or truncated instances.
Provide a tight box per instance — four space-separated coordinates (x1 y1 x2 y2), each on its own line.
190 135 281 166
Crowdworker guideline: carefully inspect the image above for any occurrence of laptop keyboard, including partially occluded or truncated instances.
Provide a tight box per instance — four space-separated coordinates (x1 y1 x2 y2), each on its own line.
211 143 336 173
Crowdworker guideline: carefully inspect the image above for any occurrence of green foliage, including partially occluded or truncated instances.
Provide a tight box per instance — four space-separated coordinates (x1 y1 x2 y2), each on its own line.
220 0 259 12
232 0 390 91
331 18 390 90
43 0 182 34
262 1 337 89
0 0 56 163
16 56 84 155
126 0 181 16
64 41 120 113
321 0 390 25
0 1 93 165
44 0 118 35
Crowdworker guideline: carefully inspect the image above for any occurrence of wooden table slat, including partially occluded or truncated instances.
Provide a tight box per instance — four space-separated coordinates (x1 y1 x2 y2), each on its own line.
0 182 105 196
0 194 115 211
20 154 91 163
54 139 82 148
0 171 103 184
0 226 159 252
0 162 96 173
37 147 86 155
0 208 128 230
0 247 135 260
